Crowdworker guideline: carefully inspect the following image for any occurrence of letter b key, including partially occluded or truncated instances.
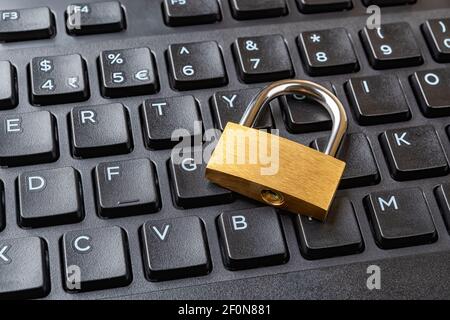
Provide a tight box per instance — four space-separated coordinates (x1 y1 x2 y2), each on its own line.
206 80 348 221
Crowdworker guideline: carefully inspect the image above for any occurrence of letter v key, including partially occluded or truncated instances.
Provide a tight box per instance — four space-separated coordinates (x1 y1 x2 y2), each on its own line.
152 225 170 241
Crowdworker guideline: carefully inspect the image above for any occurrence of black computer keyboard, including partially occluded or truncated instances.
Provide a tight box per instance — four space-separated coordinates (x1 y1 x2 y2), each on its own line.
0 0 449 300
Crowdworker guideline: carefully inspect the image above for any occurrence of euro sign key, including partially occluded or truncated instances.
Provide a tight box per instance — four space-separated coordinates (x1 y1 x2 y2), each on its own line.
205 80 348 221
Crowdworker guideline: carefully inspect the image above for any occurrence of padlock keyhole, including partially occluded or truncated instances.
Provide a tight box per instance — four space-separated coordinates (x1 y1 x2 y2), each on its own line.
261 189 285 207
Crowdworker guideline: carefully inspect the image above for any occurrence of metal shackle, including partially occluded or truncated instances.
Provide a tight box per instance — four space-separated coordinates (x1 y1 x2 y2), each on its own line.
240 79 348 157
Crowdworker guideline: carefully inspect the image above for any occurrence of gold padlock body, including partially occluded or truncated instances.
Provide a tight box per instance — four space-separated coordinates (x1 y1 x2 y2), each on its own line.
206 122 346 221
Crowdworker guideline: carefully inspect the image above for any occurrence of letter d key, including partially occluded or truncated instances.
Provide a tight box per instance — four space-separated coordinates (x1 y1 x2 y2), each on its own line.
206 80 347 221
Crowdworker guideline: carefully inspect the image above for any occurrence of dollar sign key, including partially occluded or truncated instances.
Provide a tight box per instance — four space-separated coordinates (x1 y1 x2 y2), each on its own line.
39 59 53 73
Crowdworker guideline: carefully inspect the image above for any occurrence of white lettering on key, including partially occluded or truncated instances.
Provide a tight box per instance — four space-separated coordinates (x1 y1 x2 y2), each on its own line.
80 110 97 124
221 95 237 108
28 176 46 191
424 73 440 86
232 215 248 231
106 166 121 181
179 46 190 55
152 225 170 241
378 196 398 211
6 118 21 133
1 11 19 21
394 132 411 146
73 236 91 253
152 102 167 116
181 158 197 172
0 245 11 264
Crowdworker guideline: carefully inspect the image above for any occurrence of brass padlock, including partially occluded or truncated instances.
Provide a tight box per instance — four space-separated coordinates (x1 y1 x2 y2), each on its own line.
205 80 347 221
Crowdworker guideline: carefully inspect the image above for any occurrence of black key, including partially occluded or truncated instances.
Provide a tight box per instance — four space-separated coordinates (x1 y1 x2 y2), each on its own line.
70 103 132 158
163 0 221 26
61 226 132 292
18 167 83 228
232 35 294 83
0 111 58 167
345 74 411 125
0 61 17 109
423 19 450 63
313 133 380 189
435 183 450 233
0 182 4 232
217 207 288 270
298 28 359 76
362 0 416 5
141 216 211 281
380 126 448 181
296 0 352 13
230 0 287 20
364 188 436 249
66 1 125 35
167 41 227 90
141 96 202 149
29 54 90 105
295 198 363 259
99 47 159 98
211 88 273 131
280 81 333 133
0 237 49 299
410 68 450 117
168 152 233 208
360 23 423 69
94 159 160 218
0 7 55 42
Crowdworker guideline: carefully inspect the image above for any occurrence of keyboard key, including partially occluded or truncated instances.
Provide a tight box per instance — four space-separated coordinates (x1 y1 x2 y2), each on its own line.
18 167 83 228
364 188 436 249
61 226 132 292
0 61 17 110
141 96 202 149
296 0 352 13
0 7 55 42
0 237 49 299
167 41 227 90
360 23 423 69
362 0 416 5
280 81 333 133
141 216 211 281
211 88 273 131
99 47 159 98
295 198 363 259
410 68 450 117
435 183 450 233
232 35 294 83
29 54 90 105
168 152 233 208
163 0 221 26
423 19 450 63
217 207 288 270
298 28 359 76
0 111 58 167
345 74 411 125
313 133 380 189
70 103 132 158
94 159 160 218
66 1 125 35
229 0 287 20
380 126 448 181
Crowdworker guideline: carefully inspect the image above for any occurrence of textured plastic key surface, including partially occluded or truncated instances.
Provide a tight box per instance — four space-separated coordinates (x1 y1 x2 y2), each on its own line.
1 0 450 301
206 123 346 221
